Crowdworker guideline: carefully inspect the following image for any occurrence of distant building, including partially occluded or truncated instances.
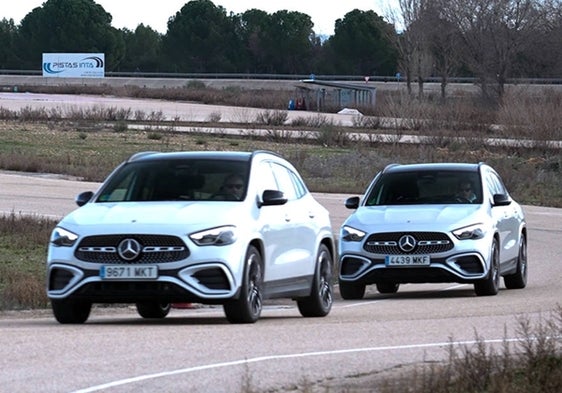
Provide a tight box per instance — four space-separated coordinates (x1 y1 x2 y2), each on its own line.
291 79 376 112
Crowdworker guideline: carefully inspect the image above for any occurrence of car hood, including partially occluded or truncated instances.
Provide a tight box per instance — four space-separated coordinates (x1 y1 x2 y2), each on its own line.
345 204 483 231
59 201 244 230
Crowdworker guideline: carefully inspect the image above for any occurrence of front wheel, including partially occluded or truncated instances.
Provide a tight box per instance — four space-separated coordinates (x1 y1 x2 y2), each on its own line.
297 244 333 317
504 234 527 289
224 245 263 323
474 239 500 296
51 299 92 324
136 302 171 319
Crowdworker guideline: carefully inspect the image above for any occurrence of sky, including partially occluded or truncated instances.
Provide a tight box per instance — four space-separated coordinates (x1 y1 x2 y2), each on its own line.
3 0 398 36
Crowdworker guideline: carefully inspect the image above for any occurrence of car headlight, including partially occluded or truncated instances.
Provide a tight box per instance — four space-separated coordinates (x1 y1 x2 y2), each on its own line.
341 225 366 242
189 225 237 246
50 227 79 247
453 224 486 240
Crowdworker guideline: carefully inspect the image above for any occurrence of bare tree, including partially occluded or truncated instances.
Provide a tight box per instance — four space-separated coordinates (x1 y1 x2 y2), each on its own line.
385 0 419 96
436 0 553 101
387 0 448 99
521 0 562 77
422 3 462 100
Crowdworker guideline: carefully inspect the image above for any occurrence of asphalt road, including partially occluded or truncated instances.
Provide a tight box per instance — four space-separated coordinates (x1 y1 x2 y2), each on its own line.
0 91 360 126
1 171 562 392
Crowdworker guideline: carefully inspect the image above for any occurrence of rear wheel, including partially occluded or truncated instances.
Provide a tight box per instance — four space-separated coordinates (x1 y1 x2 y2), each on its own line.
224 245 263 323
136 302 171 319
339 281 366 300
297 244 333 317
504 234 527 289
474 239 500 296
51 299 91 324
376 282 400 294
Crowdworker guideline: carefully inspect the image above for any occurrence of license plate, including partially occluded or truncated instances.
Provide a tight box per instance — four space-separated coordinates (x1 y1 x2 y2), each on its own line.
385 255 430 266
100 265 158 280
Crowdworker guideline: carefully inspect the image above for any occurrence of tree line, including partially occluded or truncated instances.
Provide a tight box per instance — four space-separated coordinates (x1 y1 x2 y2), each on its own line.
0 0 561 100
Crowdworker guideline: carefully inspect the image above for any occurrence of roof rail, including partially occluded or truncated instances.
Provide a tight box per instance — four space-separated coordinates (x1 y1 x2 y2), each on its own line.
127 151 159 162
382 163 400 173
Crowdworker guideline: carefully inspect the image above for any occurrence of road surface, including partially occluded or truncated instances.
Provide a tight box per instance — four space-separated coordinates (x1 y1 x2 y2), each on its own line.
1 171 561 392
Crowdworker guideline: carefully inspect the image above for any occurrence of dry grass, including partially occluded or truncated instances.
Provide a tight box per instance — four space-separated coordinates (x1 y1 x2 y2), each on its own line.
0 83 560 313
0 119 559 205
0 81 561 391
0 212 56 309
375 308 562 393
1 214 560 392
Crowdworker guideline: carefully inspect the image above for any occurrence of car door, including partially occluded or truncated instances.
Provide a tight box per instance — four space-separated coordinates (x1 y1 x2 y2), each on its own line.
254 161 297 283
270 162 317 279
256 161 314 282
486 169 519 263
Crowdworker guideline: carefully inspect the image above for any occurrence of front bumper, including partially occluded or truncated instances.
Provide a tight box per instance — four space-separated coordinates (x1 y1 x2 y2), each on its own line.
47 261 239 304
339 251 488 285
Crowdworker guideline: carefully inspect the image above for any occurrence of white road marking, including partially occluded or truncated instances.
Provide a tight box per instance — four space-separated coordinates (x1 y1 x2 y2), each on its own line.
342 300 381 308
441 284 468 291
72 337 526 393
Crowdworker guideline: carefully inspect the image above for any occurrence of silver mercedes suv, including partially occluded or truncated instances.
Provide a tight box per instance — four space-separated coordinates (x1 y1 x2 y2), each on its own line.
338 163 527 298
47 150 335 323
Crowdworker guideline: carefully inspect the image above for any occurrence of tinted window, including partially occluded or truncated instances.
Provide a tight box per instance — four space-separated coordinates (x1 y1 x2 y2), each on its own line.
365 170 482 205
96 159 249 202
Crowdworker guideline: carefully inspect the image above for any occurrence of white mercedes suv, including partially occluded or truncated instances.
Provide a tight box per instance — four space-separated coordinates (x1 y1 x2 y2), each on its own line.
338 163 527 298
47 150 335 323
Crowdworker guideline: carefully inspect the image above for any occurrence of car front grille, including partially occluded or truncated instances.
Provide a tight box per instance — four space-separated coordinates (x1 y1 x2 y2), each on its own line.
75 234 189 263
364 232 453 255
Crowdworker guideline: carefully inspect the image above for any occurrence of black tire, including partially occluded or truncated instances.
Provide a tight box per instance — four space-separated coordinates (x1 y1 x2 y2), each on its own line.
297 244 334 317
223 245 263 323
51 299 91 324
504 234 528 289
376 282 400 294
136 302 171 319
339 281 366 300
474 239 500 296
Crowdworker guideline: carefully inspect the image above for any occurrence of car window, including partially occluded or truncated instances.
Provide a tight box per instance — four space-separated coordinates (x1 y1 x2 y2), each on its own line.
289 170 308 198
255 161 279 192
271 162 298 200
486 170 508 196
365 170 482 205
96 159 249 202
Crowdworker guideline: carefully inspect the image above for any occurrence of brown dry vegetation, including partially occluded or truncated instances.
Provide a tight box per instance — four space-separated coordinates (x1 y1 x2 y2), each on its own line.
0 88 560 207
0 83 560 310
307 308 562 393
0 83 561 392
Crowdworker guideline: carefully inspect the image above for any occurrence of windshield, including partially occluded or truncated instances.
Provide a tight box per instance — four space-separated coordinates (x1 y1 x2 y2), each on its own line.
365 170 482 206
96 159 250 202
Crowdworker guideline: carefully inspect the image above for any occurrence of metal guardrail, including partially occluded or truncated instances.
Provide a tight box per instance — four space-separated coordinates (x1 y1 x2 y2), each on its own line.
0 69 561 85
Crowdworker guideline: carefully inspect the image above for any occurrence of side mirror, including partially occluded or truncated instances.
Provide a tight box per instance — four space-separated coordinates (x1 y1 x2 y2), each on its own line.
76 191 94 207
492 193 511 207
345 196 360 209
258 190 287 207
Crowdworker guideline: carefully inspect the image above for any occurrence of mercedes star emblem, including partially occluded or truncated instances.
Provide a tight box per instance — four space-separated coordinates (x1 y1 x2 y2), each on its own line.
117 238 142 261
398 234 416 252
